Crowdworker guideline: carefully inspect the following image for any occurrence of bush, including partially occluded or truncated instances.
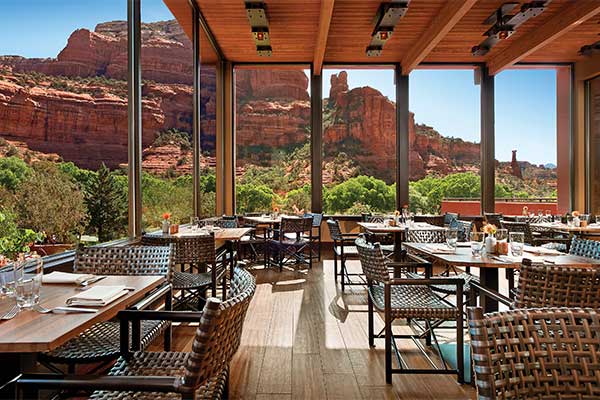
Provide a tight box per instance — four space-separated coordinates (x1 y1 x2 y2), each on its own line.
15 162 88 243
237 184 276 214
283 185 311 213
0 209 43 260
0 156 31 192
324 175 394 214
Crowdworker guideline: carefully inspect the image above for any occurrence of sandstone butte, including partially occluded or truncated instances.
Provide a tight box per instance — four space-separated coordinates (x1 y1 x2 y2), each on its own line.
0 18 497 182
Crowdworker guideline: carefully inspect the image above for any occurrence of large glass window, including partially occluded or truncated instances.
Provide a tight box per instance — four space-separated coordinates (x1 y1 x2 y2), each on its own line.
588 75 600 215
141 0 193 230
495 69 559 216
322 68 396 215
0 0 129 259
234 67 311 214
409 69 480 214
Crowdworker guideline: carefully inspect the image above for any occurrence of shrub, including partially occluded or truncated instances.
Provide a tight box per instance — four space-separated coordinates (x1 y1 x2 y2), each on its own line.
324 175 395 214
0 209 43 260
237 184 275 214
15 162 87 243
283 185 311 213
0 156 31 192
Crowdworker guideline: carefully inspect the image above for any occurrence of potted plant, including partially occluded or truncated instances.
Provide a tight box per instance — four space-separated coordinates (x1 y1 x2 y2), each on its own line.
0 210 44 262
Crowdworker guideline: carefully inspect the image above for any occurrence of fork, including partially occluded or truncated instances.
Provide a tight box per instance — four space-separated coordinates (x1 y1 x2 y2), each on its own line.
1 305 19 320
33 304 97 314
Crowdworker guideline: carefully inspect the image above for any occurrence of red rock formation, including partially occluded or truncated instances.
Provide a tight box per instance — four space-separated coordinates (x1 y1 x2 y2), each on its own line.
236 69 309 101
511 150 523 179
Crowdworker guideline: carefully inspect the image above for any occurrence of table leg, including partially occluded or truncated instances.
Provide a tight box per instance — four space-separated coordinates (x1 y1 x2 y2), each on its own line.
479 268 499 312
393 231 403 262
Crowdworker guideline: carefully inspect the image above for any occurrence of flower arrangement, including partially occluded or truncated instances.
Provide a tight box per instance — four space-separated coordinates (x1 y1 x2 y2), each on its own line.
483 223 497 235
572 211 580 217
162 212 171 221
394 210 400 217
162 212 172 234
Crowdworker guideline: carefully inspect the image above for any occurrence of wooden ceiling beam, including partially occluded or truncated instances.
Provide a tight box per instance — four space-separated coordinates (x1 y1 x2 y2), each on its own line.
487 0 600 75
401 0 477 75
313 0 335 75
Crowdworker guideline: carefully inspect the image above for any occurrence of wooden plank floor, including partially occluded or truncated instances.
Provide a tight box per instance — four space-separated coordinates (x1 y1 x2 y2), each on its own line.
157 256 477 400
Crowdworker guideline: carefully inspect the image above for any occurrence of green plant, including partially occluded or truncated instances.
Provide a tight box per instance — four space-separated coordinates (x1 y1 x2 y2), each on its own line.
0 209 44 260
15 162 88 243
85 164 127 242
0 156 31 192
324 175 395 214
236 184 276 214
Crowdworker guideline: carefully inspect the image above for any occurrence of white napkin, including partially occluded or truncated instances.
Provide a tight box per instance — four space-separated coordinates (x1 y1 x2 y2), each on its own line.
42 271 95 284
523 245 562 256
424 244 455 254
66 285 130 307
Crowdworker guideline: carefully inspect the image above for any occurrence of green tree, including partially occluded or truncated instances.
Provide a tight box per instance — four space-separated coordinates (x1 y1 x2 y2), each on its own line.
324 176 395 214
15 162 88 243
0 209 43 260
85 164 127 242
284 185 311 212
0 157 31 192
237 184 275 214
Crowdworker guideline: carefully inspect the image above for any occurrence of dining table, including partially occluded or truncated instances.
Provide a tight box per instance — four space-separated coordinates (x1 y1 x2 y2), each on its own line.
403 242 600 312
357 221 446 261
530 221 600 237
0 274 166 397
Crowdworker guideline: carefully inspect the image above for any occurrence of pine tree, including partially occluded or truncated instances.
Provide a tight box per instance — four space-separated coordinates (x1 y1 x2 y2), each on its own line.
85 164 127 242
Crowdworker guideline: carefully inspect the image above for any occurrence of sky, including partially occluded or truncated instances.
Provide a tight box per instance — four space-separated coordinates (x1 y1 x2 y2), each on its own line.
0 0 557 165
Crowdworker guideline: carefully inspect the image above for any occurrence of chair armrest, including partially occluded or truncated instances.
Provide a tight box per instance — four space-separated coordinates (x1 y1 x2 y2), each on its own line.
18 374 179 393
387 278 464 287
469 281 511 306
128 284 172 311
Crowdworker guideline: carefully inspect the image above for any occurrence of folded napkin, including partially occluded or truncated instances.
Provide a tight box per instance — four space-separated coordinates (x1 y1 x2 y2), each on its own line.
66 285 130 307
424 244 455 254
523 245 562 256
42 271 95 284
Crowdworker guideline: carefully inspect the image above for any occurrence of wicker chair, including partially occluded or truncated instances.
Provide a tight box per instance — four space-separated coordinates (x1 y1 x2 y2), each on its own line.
362 215 395 250
238 215 267 268
304 212 323 260
456 220 473 243
468 307 600 400
266 216 313 271
355 236 464 384
443 212 459 226
499 220 535 244
141 234 224 310
483 212 502 228
569 236 600 260
471 259 600 310
202 218 238 229
327 219 360 291
405 229 446 243
414 214 445 227
19 267 257 400
39 245 173 373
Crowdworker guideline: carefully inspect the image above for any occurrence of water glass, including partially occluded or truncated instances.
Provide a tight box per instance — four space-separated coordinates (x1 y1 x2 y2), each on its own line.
446 228 458 251
470 232 484 257
596 215 600 224
15 257 43 309
509 232 525 257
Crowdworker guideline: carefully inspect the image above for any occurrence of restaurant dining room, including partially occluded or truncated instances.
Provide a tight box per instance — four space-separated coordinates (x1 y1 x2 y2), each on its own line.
2 0 600 399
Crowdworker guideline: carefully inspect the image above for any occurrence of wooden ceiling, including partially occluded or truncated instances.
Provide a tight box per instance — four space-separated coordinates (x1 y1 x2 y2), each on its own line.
164 0 600 73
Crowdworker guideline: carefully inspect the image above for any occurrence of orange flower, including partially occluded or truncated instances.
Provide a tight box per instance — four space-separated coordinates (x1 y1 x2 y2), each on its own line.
483 223 497 235
394 210 400 216
274 207 279 213
162 212 171 220
572 211 580 217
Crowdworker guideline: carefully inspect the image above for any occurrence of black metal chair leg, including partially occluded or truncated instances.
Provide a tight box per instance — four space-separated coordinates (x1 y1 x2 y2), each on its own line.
385 304 393 384
368 294 374 348
333 250 338 281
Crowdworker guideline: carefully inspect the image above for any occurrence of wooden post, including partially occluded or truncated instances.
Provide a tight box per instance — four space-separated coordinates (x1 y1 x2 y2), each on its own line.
480 66 495 214
396 66 409 209
311 68 323 213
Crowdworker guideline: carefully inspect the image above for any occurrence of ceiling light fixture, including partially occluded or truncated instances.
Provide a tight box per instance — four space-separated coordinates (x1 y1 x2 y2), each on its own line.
365 1 410 57
580 40 600 56
472 1 551 56
245 1 272 56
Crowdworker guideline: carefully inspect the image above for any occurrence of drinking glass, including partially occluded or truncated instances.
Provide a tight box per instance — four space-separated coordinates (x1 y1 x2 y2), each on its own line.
15 257 43 309
495 228 509 255
596 215 600 224
470 232 484 257
509 232 525 257
446 228 458 251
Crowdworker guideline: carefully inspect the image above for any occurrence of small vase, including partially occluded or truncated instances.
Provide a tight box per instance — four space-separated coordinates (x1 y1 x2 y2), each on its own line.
162 219 170 234
485 235 497 254
573 216 581 227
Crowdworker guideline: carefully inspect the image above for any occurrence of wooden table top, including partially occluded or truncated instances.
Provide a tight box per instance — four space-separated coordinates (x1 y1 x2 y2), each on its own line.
357 222 446 233
0 275 165 353
403 242 600 269
530 222 600 233
244 215 300 224
147 227 253 242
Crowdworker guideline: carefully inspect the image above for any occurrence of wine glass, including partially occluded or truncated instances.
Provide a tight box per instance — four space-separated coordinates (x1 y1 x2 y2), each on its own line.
509 232 524 257
446 228 458 251
470 232 484 257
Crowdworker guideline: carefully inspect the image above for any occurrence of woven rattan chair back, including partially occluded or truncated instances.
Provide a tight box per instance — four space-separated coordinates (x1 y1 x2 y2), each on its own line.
365 215 386 224
500 220 534 244
456 220 473 242
468 307 600 399
326 219 344 241
211 218 238 229
74 245 172 278
514 261 600 308
178 267 256 391
443 212 459 226
355 236 389 284
141 234 216 265
570 236 600 260
280 217 312 235
483 212 502 227
406 229 446 243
